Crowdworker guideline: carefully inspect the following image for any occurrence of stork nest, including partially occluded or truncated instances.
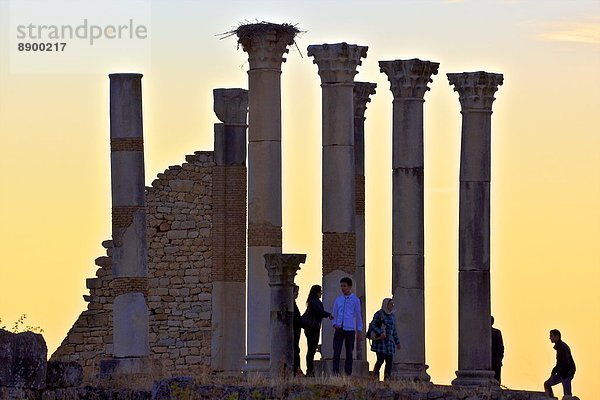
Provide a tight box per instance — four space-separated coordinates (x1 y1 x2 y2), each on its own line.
219 21 304 56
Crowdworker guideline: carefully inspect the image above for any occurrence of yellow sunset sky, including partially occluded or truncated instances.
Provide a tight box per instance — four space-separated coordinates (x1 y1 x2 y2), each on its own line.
0 0 598 398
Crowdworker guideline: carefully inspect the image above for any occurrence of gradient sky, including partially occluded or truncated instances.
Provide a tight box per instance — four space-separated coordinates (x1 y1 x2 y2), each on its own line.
0 0 598 398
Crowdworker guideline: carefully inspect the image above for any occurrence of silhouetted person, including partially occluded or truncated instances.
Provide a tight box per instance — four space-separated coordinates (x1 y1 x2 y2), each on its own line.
331 277 363 376
293 285 303 376
302 284 332 377
544 329 576 398
369 298 401 381
491 316 504 384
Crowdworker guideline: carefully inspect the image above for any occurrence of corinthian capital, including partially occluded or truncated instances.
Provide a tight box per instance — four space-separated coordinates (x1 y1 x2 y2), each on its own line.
264 253 306 286
379 59 439 99
236 23 298 70
307 43 368 84
353 82 377 118
447 71 503 111
213 88 248 124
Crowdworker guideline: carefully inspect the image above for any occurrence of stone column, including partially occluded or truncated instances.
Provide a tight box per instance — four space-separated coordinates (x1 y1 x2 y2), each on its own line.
211 88 248 375
264 253 306 379
236 23 298 373
308 43 368 374
352 82 376 366
99 73 155 382
447 71 503 386
379 59 438 381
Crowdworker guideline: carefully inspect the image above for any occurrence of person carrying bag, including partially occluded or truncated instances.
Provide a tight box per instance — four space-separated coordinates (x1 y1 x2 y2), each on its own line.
368 298 401 380
301 284 333 377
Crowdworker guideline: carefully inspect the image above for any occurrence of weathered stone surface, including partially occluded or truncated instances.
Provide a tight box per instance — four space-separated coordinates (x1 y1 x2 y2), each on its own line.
247 141 282 227
0 329 47 389
213 88 248 124
392 168 424 255
45 361 82 389
264 254 305 378
151 376 195 400
52 152 216 380
322 145 356 233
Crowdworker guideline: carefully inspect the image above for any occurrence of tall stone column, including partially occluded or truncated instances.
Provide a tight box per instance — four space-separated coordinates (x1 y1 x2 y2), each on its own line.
264 253 306 379
307 43 368 374
211 88 248 375
379 59 438 381
99 73 155 382
352 82 376 366
236 23 298 373
447 71 503 386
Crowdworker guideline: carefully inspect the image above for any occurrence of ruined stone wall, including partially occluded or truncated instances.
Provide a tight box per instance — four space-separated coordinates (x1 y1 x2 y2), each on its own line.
51 151 215 381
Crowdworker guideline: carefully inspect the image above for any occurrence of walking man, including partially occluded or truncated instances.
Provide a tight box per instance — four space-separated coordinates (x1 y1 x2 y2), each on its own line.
331 277 363 376
544 329 576 398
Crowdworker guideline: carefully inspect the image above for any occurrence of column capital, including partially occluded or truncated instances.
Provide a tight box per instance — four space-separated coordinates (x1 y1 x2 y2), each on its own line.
447 71 503 111
353 82 377 118
264 253 306 286
307 42 368 83
379 59 439 100
213 88 248 124
236 23 298 70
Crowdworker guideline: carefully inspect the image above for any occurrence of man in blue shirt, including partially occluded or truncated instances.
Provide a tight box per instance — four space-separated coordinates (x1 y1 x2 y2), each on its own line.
331 277 363 376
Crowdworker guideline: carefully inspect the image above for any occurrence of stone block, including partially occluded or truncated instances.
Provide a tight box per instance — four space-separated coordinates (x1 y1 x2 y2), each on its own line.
322 83 354 146
248 69 282 142
322 145 355 233
211 281 246 374
168 179 194 192
392 287 425 365
392 167 424 254
392 99 424 168
459 111 491 182
246 246 280 360
459 181 490 271
45 361 83 389
0 329 47 389
392 254 424 290
113 293 149 358
458 270 491 371
214 124 247 166
247 141 282 226
110 152 146 206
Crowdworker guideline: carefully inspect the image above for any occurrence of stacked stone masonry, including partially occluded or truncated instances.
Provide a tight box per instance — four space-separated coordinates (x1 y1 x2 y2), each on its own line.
211 165 246 282
51 151 216 381
322 232 356 275
110 138 144 152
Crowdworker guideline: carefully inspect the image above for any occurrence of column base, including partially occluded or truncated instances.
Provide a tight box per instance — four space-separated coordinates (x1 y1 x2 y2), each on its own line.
242 354 269 376
97 357 161 389
452 370 498 386
390 363 431 381
314 359 370 377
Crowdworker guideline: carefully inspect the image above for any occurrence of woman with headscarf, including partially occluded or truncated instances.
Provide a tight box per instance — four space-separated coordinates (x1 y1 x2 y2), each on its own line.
302 284 333 377
368 297 401 380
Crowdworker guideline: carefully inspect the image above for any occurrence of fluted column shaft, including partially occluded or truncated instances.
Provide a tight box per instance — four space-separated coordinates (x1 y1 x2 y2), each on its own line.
237 24 297 373
353 82 376 363
448 71 503 386
108 73 150 360
264 253 306 379
211 88 248 374
380 59 438 380
308 43 368 373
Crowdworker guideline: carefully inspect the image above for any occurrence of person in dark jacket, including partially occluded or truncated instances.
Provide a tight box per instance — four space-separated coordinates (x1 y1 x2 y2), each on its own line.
302 284 332 377
544 329 576 397
293 285 303 376
368 298 401 380
491 316 504 384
